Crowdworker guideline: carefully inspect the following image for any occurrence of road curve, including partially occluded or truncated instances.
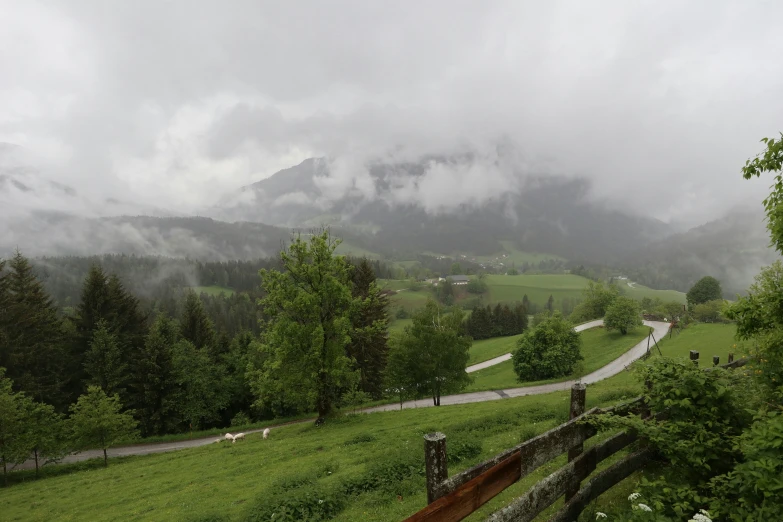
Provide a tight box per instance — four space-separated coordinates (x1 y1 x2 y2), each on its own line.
16 320 667 470
465 319 604 373
364 320 668 412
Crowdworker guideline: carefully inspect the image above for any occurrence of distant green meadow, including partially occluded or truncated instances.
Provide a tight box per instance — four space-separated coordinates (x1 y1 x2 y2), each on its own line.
191 285 235 296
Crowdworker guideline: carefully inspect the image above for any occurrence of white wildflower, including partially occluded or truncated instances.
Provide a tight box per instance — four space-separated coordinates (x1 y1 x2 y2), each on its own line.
318 499 324 504
595 513 608 520
628 492 641 501
689 513 712 522
633 503 653 512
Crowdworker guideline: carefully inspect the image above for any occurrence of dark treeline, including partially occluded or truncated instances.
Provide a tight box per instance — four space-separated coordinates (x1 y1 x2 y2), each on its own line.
464 303 529 340
0 250 394 441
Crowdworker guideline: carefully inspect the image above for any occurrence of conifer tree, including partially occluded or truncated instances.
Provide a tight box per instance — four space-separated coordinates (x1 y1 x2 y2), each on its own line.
130 313 179 436
180 291 217 355
3 251 66 406
547 294 555 312
84 319 127 397
347 258 389 399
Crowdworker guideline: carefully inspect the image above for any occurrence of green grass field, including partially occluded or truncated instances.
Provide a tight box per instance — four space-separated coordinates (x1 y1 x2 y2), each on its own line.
620 280 686 304
377 279 412 291
191 285 236 297
469 334 524 364
484 274 589 306
465 326 649 392
0 324 740 522
334 240 382 259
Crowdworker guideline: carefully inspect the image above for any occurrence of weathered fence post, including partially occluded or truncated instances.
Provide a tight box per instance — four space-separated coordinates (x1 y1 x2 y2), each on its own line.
565 383 586 501
713 356 720 366
728 353 734 364
689 350 699 367
424 432 448 504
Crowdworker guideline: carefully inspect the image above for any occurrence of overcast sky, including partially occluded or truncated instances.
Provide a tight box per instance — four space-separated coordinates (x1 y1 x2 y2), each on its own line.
2 0 782 225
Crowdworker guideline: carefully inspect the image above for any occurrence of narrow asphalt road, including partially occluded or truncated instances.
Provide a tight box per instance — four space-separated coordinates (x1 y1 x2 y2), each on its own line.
465 319 604 372
16 319 667 470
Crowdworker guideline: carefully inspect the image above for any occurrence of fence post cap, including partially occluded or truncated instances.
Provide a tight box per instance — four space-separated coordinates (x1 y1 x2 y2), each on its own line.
571 383 586 391
425 432 446 442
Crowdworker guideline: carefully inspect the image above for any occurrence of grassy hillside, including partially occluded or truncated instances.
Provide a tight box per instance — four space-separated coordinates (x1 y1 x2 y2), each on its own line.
192 285 236 297
469 334 524 365
484 274 589 305
618 279 686 304
0 324 740 522
466 326 649 392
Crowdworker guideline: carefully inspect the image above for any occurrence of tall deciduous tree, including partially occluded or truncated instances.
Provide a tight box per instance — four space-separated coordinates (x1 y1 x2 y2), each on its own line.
392 300 472 406
686 276 723 307
568 281 619 323
84 319 127 397
250 230 359 419
347 258 389 399
2 251 66 406
512 312 582 381
68 386 138 466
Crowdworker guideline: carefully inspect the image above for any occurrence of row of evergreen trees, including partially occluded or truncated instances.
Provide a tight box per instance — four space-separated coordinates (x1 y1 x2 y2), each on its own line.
0 250 390 439
464 303 529 340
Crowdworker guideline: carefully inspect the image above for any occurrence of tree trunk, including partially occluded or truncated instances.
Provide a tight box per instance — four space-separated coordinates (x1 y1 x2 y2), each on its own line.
34 448 39 477
103 448 108 467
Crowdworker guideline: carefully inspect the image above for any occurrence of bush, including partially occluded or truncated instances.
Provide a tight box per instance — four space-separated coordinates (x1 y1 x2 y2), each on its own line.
604 296 642 334
230 411 251 427
692 299 725 323
395 308 409 320
245 485 345 522
512 312 582 381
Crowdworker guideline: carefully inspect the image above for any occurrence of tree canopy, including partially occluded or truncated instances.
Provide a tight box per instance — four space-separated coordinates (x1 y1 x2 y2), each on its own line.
604 296 642 335
249 230 359 419
686 276 723 307
388 300 472 406
512 312 582 381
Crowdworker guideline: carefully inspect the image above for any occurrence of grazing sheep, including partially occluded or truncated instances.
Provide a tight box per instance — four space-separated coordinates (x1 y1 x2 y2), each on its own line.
233 433 246 443
224 433 235 442
263 428 270 439
213 438 222 444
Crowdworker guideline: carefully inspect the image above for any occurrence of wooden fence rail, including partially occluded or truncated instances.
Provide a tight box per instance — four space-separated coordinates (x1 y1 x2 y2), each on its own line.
403 354 750 522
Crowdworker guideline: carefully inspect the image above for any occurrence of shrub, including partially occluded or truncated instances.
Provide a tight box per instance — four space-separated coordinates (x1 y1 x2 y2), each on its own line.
512 312 582 381
230 411 251 427
245 485 345 522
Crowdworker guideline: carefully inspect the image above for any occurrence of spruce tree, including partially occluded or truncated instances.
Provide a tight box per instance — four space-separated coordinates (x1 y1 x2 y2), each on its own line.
547 294 555 312
3 251 66 407
84 320 127 397
180 291 217 356
347 258 389 399
0 260 10 373
130 313 179 436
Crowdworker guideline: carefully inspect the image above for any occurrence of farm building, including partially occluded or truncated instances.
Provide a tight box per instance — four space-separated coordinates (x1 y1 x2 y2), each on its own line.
449 275 470 285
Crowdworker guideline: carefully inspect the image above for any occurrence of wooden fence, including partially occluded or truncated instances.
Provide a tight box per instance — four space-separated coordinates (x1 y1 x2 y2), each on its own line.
403 352 747 522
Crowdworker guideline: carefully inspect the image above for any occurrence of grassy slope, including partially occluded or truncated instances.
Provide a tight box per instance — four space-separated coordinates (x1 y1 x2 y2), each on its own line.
466 326 649 392
620 279 686 304
0 324 739 522
469 334 524 365
484 274 589 306
334 241 381 259
191 285 236 297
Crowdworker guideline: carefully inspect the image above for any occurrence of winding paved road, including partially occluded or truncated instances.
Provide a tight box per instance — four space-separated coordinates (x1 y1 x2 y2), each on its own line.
15 319 667 470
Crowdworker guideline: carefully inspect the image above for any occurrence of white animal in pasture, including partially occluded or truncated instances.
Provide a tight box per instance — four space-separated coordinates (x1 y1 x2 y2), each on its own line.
224 433 235 442
233 433 246 443
263 428 271 439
